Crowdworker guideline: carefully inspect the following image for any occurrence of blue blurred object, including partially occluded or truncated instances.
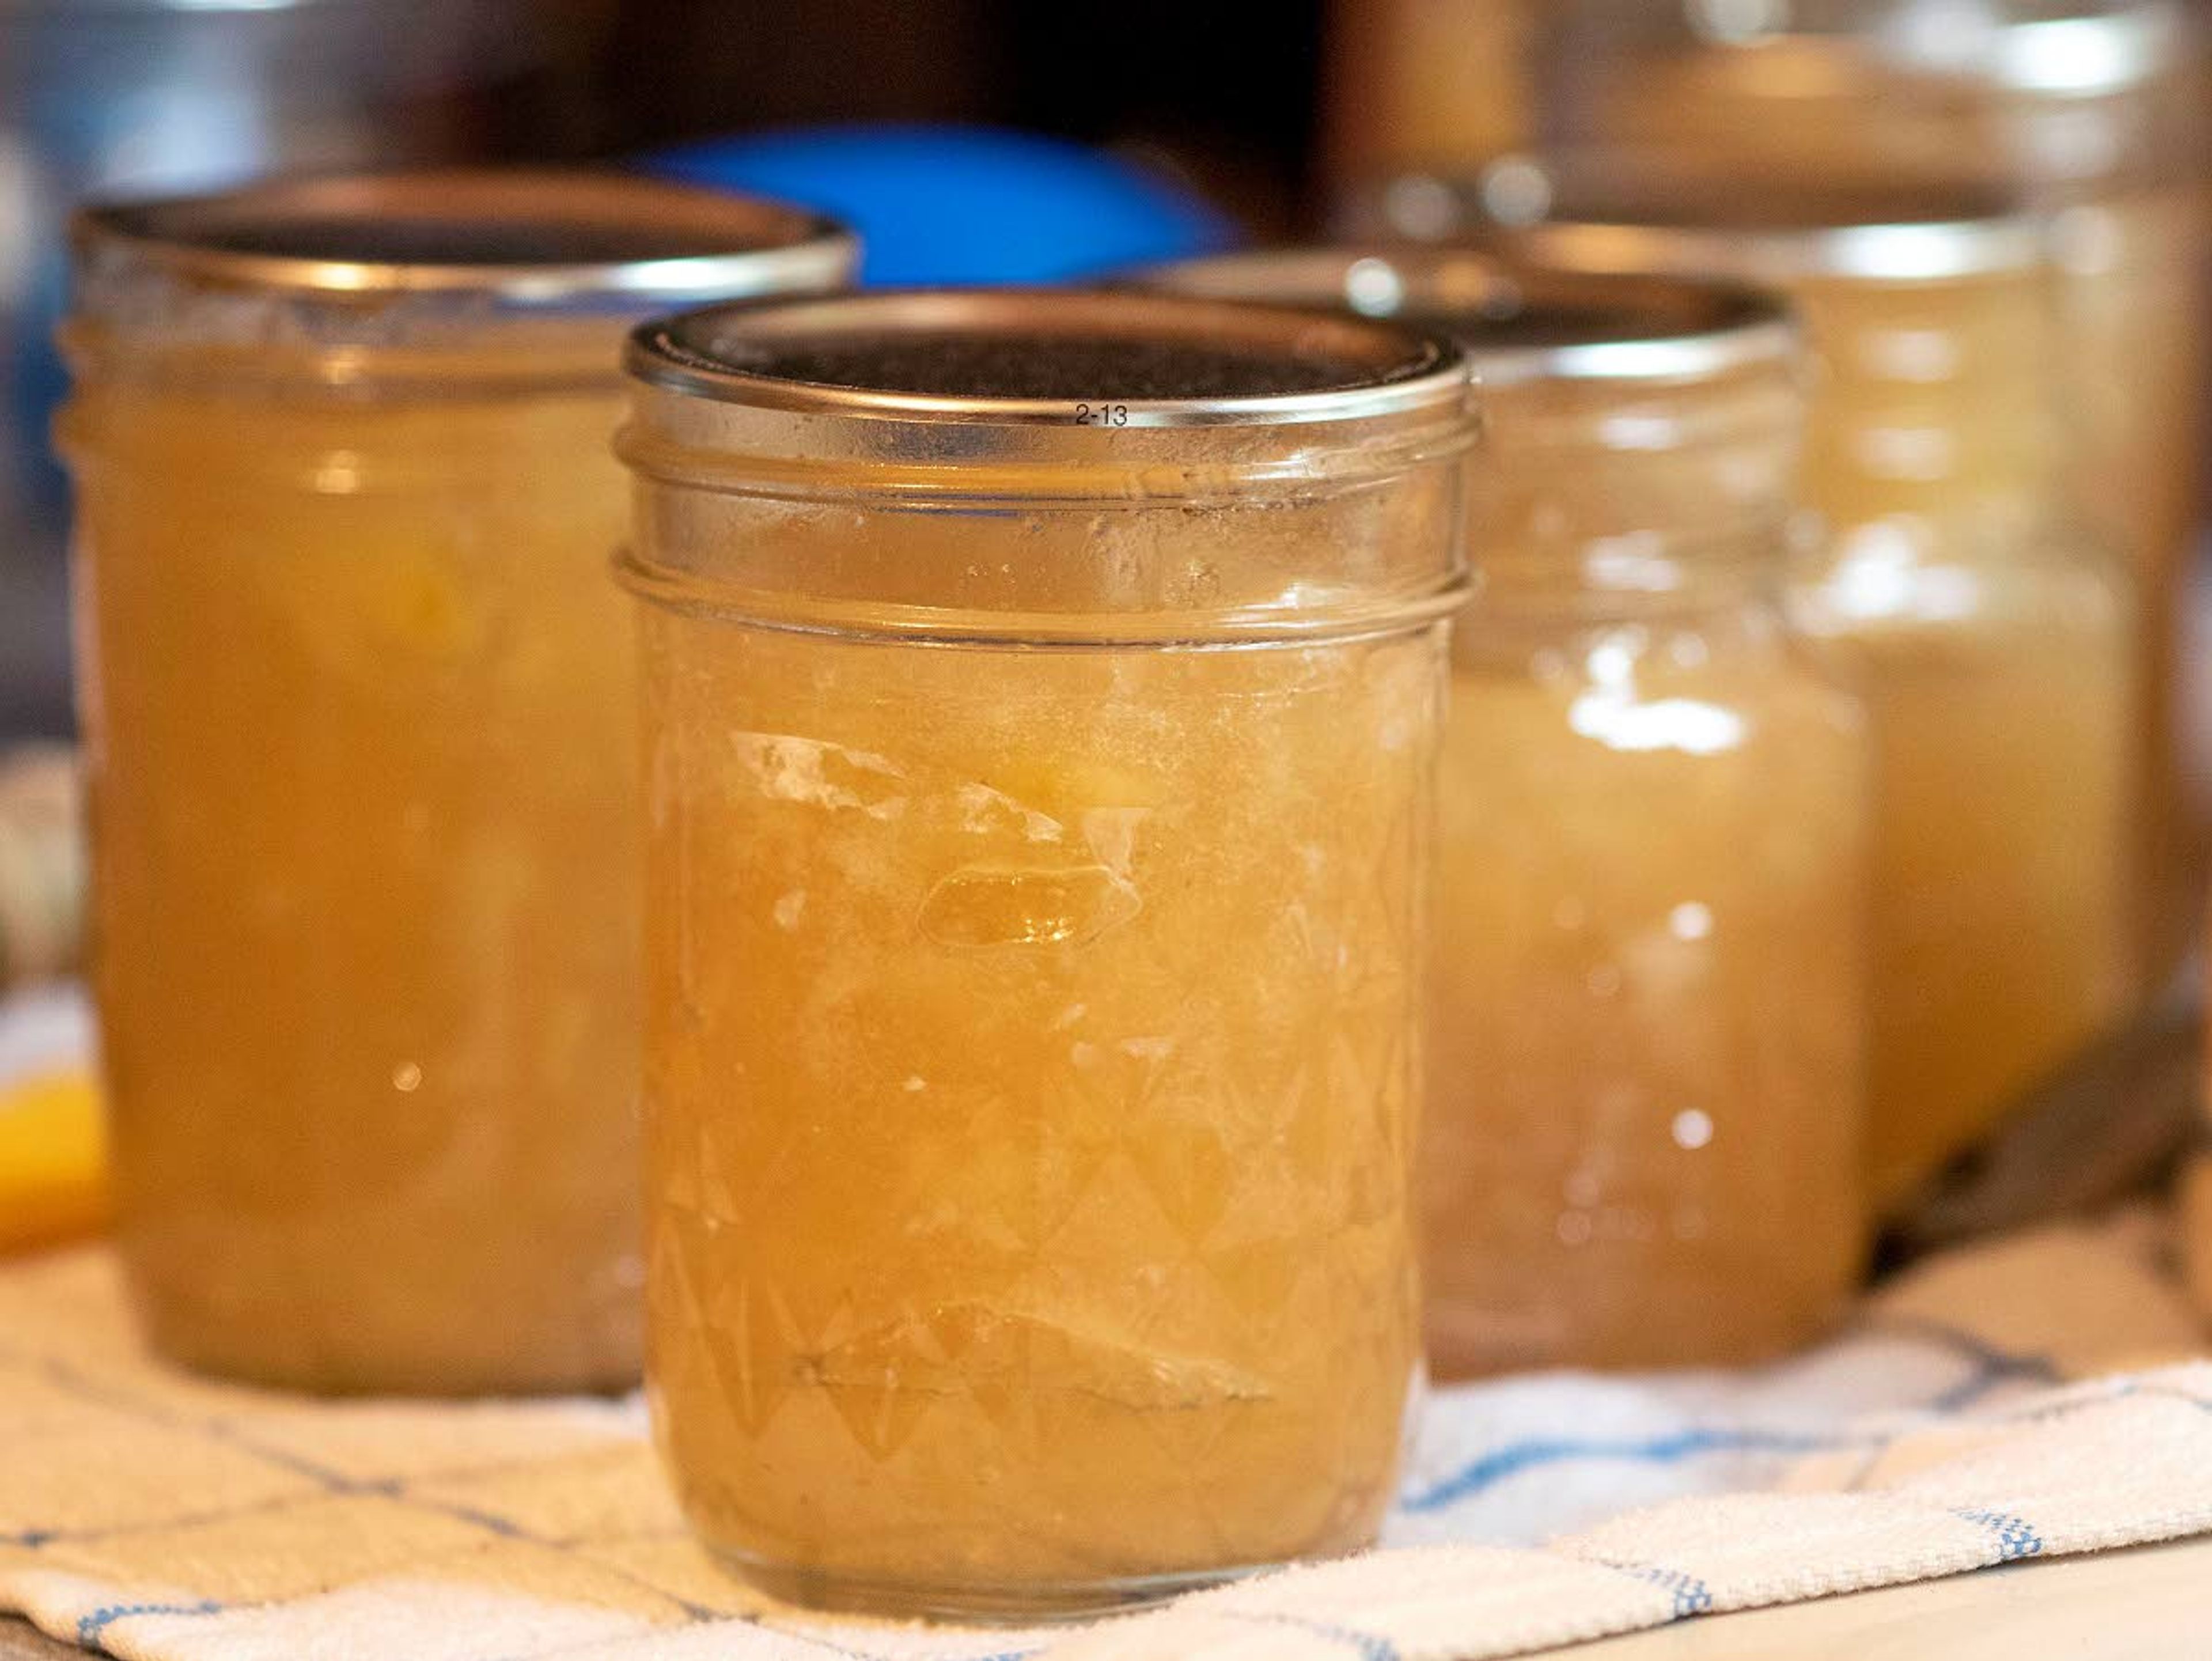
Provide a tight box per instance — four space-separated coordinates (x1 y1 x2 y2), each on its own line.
639 124 1238 287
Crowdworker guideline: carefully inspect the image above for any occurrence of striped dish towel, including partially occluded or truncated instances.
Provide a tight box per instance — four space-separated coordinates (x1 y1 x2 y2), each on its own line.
0 1217 2206 1661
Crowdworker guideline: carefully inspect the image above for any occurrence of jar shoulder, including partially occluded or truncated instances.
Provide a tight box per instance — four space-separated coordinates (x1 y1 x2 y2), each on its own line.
1450 600 1868 740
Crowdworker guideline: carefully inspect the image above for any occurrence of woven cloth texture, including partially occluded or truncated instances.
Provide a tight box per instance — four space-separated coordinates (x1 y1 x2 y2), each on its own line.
1 1209 2206 1661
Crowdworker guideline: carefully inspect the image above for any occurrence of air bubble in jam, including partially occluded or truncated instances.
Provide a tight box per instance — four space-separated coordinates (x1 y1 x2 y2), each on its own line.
918 862 1141 949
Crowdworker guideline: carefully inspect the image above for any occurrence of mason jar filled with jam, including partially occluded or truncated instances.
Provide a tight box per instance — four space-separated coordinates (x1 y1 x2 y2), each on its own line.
1140 248 1870 1372
1513 178 2137 1210
618 289 1475 1617
61 172 855 1394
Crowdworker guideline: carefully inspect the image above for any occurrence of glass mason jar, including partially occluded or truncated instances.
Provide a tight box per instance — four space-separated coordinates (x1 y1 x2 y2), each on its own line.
1504 0 2212 991
1138 248 1870 1372
618 290 1474 1618
61 172 855 1395
1516 183 2137 1210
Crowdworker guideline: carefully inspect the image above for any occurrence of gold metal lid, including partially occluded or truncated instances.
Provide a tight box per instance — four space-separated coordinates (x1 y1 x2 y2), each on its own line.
71 168 856 314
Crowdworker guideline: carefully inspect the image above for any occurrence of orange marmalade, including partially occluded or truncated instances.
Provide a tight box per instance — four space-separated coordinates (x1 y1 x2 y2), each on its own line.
619 291 1474 1617
62 172 853 1393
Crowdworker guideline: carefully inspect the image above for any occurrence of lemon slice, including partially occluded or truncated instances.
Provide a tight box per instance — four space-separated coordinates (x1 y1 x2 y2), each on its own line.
0 1068 108 1253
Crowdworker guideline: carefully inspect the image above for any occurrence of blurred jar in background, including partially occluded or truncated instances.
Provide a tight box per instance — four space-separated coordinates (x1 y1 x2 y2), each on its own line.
1510 0 2212 996
1139 249 1869 1372
621 290 1470 1616
61 173 854 1394
1515 177 2135 1210
0 745 83 992
0 0 604 737
1323 0 1532 195
2190 902 2212 1319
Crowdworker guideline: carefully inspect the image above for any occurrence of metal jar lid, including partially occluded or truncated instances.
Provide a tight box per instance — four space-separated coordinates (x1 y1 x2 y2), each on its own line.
620 288 1476 491
71 168 857 317
1128 246 1801 390
628 287 1471 429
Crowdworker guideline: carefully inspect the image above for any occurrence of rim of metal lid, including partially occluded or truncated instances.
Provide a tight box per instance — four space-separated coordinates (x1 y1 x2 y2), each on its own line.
70 168 857 310
628 288 1473 429
1129 245 1799 388
1475 156 2045 282
3 0 357 13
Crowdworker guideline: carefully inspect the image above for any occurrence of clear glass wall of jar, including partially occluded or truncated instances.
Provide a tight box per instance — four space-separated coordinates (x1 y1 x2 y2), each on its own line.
1508 0 2211 995
1137 248 1870 1372
60 172 856 1395
1515 183 2138 1210
618 290 1475 1617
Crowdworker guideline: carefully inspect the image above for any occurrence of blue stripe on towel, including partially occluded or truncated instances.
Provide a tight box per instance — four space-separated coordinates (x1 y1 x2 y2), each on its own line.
1402 1426 1843 1514
1629 1563 1714 1618
1588 1558 1714 1619
1222 1611 1400 1660
1953 1507 2044 1561
77 1600 222 1649
1403 1320 2065 1516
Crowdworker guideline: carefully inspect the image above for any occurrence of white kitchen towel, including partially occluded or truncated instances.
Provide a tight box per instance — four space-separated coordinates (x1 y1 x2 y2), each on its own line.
0 1211 2206 1661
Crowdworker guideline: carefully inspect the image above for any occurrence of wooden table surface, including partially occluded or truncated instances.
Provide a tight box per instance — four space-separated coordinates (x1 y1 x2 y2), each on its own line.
3 1535 2206 1659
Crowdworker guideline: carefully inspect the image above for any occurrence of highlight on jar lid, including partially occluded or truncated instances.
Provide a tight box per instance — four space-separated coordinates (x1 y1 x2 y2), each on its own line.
617 287 1479 644
1129 245 1802 388
1469 153 2048 285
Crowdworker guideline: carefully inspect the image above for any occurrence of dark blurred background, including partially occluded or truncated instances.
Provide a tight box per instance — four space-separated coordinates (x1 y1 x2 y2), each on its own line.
594 1 1328 228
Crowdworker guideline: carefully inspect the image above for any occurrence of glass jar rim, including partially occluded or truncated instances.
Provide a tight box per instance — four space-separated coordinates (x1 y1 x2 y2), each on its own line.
1125 247 1802 389
70 168 857 316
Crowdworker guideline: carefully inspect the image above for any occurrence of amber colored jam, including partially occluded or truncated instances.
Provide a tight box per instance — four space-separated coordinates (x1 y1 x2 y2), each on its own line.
1429 599 1868 1374
2058 187 2212 982
640 614 1438 1613
1417 334 1868 1373
1788 270 2135 1205
69 379 645 1393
